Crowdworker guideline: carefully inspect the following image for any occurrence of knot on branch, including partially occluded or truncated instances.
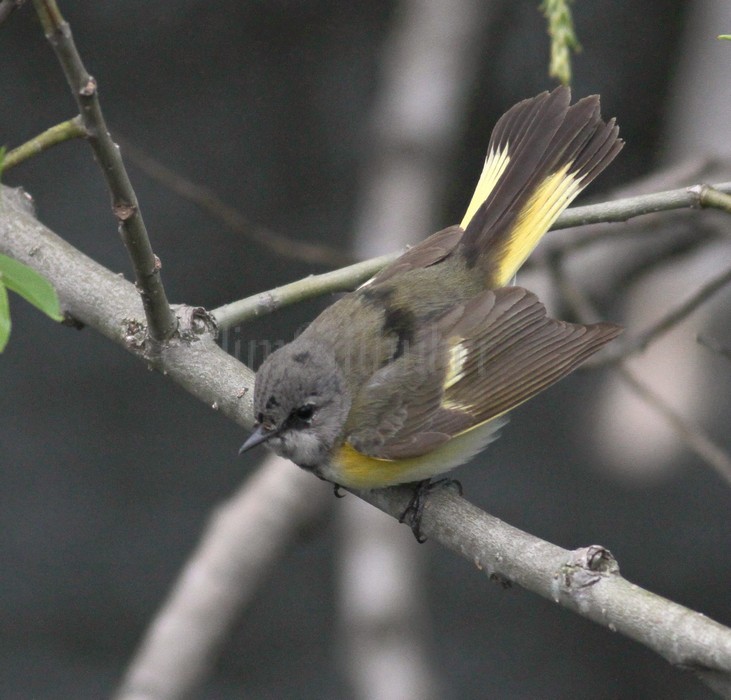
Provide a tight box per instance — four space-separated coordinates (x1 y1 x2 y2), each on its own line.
123 317 146 350
553 545 619 605
6 186 36 216
113 201 137 222
174 305 218 342
79 76 97 97
121 306 215 359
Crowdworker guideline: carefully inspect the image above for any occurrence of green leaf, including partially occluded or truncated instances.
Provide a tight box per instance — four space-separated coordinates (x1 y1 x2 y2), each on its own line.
0 254 63 321
0 281 10 353
719 34 731 40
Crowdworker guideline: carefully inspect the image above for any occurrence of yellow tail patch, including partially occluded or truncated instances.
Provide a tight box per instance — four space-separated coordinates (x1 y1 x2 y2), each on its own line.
490 163 581 286
460 144 511 230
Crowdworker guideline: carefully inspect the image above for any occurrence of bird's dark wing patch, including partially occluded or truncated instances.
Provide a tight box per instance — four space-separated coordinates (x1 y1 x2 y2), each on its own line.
346 286 621 459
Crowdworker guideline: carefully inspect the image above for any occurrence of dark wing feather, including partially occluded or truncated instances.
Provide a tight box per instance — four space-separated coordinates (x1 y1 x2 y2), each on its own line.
432 287 622 434
346 286 621 460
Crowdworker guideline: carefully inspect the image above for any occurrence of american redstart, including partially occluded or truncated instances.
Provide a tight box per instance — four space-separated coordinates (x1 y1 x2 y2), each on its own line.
240 87 623 535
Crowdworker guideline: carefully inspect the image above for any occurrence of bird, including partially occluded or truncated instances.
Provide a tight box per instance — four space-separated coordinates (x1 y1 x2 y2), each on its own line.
240 86 623 538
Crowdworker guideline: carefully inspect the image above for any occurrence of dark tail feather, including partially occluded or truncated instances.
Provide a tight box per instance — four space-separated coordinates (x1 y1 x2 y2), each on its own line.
459 86 622 288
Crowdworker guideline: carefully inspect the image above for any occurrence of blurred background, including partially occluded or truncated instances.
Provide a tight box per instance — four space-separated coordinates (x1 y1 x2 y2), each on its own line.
2 0 731 697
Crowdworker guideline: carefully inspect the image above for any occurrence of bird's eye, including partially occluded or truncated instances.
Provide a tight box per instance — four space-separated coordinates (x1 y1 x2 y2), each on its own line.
294 404 315 422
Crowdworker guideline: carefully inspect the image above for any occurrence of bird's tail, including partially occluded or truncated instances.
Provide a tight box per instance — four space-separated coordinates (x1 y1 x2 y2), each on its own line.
460 86 622 288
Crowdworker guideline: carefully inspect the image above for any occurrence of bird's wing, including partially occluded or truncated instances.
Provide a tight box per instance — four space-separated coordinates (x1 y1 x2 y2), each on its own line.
360 225 464 287
346 286 621 460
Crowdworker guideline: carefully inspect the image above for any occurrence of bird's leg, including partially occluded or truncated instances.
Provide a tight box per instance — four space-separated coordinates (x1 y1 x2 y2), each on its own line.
399 478 462 542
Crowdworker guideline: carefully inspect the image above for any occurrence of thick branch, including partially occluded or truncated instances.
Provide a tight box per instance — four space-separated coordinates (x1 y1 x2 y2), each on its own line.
116 136 353 269
2 184 731 695
113 457 331 700
0 186 253 429
357 485 731 696
32 0 176 341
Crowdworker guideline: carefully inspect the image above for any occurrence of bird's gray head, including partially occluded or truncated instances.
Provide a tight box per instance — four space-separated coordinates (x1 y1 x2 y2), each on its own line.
240 339 351 469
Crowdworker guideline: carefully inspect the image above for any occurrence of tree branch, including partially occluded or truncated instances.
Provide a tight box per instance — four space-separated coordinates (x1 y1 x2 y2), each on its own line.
588 262 731 367
693 183 731 214
3 183 731 696
0 185 253 429
617 365 731 486
116 135 354 269
212 252 395 329
553 180 731 231
113 457 332 700
31 0 176 341
356 485 731 697
3 116 87 171
546 252 731 488
0 0 26 27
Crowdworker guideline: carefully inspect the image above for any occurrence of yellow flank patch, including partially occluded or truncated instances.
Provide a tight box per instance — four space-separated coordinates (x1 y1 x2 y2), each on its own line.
334 416 508 489
335 442 415 489
443 339 469 390
460 144 511 230
493 163 582 286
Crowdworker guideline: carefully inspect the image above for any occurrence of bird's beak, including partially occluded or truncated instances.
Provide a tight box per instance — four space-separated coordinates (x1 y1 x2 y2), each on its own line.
238 425 275 455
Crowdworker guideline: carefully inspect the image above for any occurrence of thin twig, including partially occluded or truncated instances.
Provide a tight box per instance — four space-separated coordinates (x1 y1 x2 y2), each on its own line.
0 0 26 27
699 334 731 361
618 366 731 486
117 135 354 268
2 116 87 170
0 184 254 425
334 1 495 696
547 253 731 488
691 183 731 214
611 223 717 292
589 263 731 366
32 0 176 341
212 252 396 329
3 186 731 697
553 180 731 231
214 180 731 326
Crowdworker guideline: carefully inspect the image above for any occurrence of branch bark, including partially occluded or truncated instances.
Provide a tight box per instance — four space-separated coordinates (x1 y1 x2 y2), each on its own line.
3 115 87 170
356 485 731 697
0 186 253 429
